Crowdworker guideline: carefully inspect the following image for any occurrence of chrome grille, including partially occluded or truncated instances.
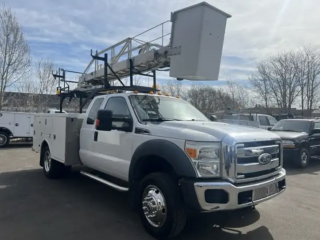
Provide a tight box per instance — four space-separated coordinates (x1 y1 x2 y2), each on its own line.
235 140 282 182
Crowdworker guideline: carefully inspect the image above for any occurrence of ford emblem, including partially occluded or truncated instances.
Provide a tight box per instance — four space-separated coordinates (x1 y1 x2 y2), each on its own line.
258 153 272 165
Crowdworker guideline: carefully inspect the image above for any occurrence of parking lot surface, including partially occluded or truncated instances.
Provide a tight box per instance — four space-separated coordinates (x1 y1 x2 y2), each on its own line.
1 144 320 240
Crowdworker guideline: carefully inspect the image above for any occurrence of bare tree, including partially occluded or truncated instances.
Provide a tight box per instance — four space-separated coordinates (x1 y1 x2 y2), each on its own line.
15 59 57 112
160 80 186 99
249 51 301 113
299 46 320 115
186 83 236 113
225 80 253 108
0 4 31 109
248 65 273 109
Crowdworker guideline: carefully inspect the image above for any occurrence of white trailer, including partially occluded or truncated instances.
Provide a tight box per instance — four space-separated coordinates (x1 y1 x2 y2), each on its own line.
0 112 34 147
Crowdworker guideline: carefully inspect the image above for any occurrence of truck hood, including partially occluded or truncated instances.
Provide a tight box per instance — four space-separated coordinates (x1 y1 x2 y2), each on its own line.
270 131 308 140
145 121 281 142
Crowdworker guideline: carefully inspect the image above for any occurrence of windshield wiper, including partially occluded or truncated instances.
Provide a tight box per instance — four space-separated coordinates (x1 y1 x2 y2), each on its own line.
273 129 298 132
142 118 179 122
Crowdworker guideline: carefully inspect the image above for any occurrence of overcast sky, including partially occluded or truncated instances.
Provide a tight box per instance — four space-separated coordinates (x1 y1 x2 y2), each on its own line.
5 0 320 87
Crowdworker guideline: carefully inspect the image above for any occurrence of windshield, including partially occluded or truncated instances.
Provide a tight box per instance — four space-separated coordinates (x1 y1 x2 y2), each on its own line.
271 120 311 133
128 95 209 122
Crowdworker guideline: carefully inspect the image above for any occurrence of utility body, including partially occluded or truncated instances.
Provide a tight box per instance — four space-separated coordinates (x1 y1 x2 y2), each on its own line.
0 112 34 147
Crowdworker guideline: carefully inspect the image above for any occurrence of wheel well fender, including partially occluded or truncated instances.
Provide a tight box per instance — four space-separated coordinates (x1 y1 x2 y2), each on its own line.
0 127 13 136
39 140 51 167
129 139 197 183
299 140 309 150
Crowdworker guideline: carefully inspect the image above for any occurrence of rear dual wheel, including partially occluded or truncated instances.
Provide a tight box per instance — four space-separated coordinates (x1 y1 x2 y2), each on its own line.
42 146 71 179
0 132 10 148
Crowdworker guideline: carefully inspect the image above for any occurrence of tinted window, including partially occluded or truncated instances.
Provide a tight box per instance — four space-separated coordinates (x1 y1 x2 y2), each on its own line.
104 97 131 128
258 116 269 126
267 116 277 126
87 98 104 124
314 122 320 129
272 120 311 133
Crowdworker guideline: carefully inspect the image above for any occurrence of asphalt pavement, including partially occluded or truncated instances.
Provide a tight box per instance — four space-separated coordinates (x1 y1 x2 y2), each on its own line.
0 144 320 240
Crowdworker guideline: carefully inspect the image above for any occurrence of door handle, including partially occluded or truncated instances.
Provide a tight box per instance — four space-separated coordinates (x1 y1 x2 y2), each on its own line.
94 131 98 141
15 123 19 126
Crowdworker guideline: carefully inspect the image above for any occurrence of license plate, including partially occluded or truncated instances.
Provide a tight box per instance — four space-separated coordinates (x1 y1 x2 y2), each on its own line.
253 183 279 201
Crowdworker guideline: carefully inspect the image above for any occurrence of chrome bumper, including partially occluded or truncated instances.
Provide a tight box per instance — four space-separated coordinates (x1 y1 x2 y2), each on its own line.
193 168 286 212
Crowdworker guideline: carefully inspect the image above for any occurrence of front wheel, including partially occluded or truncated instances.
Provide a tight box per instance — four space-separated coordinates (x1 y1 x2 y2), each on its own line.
138 172 187 239
296 148 309 168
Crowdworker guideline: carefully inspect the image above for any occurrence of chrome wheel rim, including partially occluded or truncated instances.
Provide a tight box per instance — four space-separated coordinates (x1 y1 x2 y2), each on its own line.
44 151 51 172
142 185 167 228
301 151 308 164
0 135 6 146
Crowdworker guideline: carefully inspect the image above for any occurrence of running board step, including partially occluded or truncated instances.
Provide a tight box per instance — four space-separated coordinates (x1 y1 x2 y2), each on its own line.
80 171 129 192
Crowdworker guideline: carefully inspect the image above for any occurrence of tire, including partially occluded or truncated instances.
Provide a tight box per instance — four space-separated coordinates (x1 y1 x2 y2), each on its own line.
296 148 309 168
41 146 68 179
137 172 187 239
0 132 10 148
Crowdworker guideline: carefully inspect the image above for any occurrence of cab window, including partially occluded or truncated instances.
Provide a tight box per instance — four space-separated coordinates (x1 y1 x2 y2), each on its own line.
87 98 104 124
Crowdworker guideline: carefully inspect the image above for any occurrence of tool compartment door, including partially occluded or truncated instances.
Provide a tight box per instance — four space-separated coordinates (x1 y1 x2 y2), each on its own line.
0 112 14 133
13 113 32 137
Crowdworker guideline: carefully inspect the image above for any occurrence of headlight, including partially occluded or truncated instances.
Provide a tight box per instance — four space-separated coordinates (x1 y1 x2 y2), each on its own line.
282 140 295 148
185 141 221 177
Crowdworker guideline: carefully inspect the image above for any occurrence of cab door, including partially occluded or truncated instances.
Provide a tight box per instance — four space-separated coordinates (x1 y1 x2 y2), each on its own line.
92 96 134 181
309 122 320 155
79 97 105 171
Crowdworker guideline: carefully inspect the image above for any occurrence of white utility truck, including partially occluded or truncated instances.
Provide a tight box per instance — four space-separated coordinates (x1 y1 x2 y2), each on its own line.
0 112 34 147
32 2 286 239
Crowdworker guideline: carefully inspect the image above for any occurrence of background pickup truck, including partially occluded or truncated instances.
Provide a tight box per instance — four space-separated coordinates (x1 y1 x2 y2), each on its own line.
209 112 278 130
270 119 320 168
33 92 286 239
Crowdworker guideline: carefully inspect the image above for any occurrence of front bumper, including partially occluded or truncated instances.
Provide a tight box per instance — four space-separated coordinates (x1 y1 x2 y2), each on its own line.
180 168 286 212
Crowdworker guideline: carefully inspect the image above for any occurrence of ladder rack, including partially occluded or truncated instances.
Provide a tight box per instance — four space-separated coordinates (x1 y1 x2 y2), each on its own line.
53 52 158 113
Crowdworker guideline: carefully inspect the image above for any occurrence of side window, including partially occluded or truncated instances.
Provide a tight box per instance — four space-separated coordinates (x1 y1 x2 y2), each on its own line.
258 116 269 126
314 122 320 129
104 97 131 128
87 98 104 124
267 116 277 126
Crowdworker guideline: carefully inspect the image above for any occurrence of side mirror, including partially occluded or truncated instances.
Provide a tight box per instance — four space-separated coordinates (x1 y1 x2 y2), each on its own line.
96 110 113 131
209 115 217 121
267 126 272 131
